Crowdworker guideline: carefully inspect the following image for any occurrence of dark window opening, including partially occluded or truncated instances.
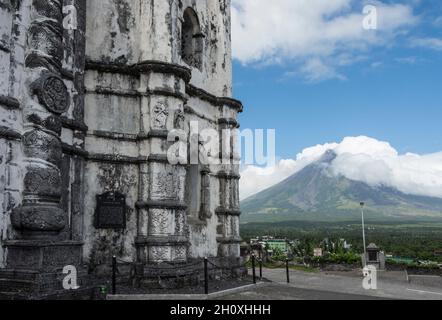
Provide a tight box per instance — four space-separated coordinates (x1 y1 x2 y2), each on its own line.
181 8 203 70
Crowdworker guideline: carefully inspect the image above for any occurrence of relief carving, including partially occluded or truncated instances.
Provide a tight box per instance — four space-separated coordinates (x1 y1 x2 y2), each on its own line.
33 74 70 114
23 130 62 165
152 102 169 129
174 246 187 261
174 108 185 130
23 166 61 197
151 171 177 200
149 209 172 235
150 246 170 262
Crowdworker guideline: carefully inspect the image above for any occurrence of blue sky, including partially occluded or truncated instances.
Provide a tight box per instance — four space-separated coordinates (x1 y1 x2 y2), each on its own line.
232 0 442 160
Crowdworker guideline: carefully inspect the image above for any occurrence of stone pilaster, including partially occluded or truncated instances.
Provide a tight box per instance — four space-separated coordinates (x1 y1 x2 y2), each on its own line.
216 117 241 258
135 65 190 264
3 1 87 293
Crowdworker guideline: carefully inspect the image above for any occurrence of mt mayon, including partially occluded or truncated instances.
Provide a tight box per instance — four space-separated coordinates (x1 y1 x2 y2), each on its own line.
241 150 442 223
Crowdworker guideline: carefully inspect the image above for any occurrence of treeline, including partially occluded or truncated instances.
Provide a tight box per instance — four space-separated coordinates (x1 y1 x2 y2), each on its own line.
241 221 442 262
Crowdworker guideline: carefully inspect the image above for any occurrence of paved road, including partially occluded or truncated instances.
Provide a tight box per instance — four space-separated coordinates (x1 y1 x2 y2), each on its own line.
220 268 442 300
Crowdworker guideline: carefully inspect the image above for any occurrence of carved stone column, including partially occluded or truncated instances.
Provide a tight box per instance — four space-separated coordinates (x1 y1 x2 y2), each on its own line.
135 63 191 265
4 1 84 281
216 118 241 258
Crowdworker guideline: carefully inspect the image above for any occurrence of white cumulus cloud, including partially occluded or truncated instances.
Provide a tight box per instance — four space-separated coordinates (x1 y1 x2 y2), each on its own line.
231 0 417 81
240 136 442 200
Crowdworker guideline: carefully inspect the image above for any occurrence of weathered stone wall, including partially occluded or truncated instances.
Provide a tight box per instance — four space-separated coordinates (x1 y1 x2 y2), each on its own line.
0 0 23 268
0 0 242 286
0 0 88 277
83 0 241 265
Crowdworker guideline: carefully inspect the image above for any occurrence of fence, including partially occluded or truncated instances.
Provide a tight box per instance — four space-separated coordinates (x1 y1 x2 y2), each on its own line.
110 255 252 295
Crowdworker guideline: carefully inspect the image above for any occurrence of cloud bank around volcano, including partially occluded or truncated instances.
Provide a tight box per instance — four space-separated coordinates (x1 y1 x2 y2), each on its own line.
240 136 442 200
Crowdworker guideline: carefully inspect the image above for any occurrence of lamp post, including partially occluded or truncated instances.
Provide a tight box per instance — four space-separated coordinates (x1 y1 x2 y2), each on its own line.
360 202 367 267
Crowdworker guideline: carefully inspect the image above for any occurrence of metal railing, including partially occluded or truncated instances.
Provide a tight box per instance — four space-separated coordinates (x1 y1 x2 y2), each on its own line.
110 256 250 295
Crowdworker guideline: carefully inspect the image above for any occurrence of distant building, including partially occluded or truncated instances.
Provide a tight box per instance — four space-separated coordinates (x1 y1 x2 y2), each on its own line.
362 243 386 270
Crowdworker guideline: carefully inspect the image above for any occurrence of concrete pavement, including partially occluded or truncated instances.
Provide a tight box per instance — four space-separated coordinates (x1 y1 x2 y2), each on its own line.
219 268 442 300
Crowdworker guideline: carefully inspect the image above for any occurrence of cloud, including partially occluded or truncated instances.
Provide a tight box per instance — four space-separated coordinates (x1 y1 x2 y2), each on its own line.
410 37 442 51
231 0 417 81
240 136 442 200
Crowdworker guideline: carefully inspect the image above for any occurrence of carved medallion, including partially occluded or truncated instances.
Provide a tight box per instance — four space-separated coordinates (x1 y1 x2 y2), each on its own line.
35 74 69 114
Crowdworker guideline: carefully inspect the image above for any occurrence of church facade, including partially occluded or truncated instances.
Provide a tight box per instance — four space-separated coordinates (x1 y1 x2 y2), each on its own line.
0 0 243 297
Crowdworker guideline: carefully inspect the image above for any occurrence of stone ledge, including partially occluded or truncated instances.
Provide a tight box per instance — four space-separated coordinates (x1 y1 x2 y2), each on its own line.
218 117 240 128
135 236 189 246
85 60 243 112
4 240 84 247
216 171 241 180
215 208 242 216
186 84 243 113
85 59 192 83
62 143 88 157
136 200 187 210
60 116 88 132
86 153 142 164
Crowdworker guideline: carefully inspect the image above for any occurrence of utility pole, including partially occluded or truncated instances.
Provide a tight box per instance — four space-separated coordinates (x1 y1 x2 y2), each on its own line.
360 202 367 267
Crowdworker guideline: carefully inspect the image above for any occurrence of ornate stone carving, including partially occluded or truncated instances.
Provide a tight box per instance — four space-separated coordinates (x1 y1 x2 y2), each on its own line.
174 210 186 236
152 102 169 129
23 166 61 198
11 205 66 233
151 171 177 200
149 209 172 235
150 246 170 262
33 74 69 114
33 0 64 22
174 246 187 261
23 130 62 165
174 108 185 130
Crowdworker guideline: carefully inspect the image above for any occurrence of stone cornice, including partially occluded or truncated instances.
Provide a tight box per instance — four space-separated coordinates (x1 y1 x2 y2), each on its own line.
62 143 88 158
135 236 189 246
216 171 241 180
218 118 240 128
85 60 243 112
87 86 187 101
86 153 142 164
60 117 88 133
215 207 242 216
85 59 191 82
186 84 243 113
136 200 187 210
136 60 192 83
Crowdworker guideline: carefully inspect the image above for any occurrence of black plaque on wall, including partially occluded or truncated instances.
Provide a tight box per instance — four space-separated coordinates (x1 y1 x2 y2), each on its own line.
95 192 126 229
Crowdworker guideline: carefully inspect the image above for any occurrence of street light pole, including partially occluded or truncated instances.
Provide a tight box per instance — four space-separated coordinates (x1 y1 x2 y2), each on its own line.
360 202 367 267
